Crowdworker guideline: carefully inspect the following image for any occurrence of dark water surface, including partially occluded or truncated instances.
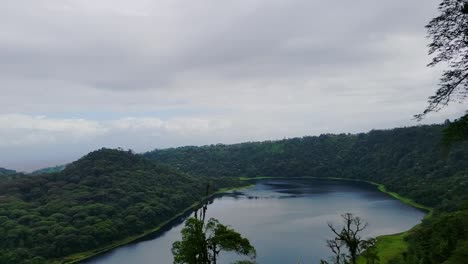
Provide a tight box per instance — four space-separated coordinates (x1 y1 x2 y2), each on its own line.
85 179 425 264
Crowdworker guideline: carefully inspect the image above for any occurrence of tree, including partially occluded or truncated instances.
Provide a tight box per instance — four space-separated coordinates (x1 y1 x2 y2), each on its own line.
443 113 468 146
172 186 256 264
321 213 379 264
416 0 468 119
416 0 468 145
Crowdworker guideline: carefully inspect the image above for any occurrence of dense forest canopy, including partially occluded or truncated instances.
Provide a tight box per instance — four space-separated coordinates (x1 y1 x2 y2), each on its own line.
0 149 241 264
0 124 467 264
0 168 16 176
145 124 468 264
145 124 468 211
403 206 468 264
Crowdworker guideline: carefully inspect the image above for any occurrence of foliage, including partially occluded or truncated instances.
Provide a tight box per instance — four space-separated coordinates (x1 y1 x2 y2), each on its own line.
145 124 467 263
30 165 66 175
443 113 468 146
356 233 407 264
321 213 378 264
0 149 242 263
172 218 256 264
416 0 468 118
386 207 468 264
1 124 466 263
0 168 15 175
172 189 255 264
145 124 468 212
417 0 468 149
0 168 23 181
0 167 16 176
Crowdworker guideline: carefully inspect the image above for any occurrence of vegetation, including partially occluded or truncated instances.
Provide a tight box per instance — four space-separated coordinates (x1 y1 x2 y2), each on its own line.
417 0 468 147
145 124 468 211
416 0 468 119
376 2 468 262
145 124 468 263
0 168 22 181
0 125 466 264
0 167 16 176
31 165 66 175
443 113 468 146
172 188 256 264
1 1 466 263
385 2 468 262
388 204 468 264
0 149 243 264
357 233 407 264
321 213 378 264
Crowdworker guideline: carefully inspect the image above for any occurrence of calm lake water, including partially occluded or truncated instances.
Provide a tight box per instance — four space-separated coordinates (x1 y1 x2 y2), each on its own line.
85 179 426 264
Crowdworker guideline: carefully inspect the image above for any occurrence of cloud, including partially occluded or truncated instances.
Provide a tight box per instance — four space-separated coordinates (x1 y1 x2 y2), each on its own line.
0 114 231 146
0 114 106 146
0 0 440 93
1 0 466 170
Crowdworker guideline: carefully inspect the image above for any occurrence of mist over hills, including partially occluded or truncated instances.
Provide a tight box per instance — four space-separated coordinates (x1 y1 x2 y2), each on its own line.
0 123 467 263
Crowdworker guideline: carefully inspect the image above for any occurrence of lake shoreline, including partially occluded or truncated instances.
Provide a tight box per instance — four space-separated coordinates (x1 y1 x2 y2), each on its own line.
240 176 433 214
239 176 433 264
56 184 254 264
58 176 430 264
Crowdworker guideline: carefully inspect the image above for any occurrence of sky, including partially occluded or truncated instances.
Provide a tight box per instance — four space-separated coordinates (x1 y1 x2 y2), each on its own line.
1 0 466 171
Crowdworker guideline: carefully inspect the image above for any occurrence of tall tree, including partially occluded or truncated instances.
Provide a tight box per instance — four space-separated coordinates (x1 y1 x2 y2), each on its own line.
321 213 378 264
172 186 256 264
417 0 468 118
417 0 468 144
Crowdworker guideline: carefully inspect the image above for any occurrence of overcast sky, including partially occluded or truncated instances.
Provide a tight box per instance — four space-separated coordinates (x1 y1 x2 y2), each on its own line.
1 0 465 171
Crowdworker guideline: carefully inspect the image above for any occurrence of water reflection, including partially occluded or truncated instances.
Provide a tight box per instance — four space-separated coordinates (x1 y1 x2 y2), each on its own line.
85 179 425 264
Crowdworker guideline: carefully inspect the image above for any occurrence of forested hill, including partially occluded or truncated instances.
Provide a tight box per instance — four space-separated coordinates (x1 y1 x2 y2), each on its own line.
0 167 16 176
0 168 18 181
145 124 468 263
0 149 241 264
145 124 468 211
31 165 66 175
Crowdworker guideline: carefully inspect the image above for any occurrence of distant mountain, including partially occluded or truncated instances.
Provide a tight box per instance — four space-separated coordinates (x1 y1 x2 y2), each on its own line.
0 167 16 176
31 164 66 175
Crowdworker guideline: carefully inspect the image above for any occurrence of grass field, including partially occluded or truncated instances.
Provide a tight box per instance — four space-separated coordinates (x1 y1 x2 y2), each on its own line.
357 232 408 264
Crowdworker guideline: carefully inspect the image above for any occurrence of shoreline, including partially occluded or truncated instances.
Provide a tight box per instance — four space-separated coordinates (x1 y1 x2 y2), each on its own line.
240 176 432 263
240 176 433 214
58 176 431 264
56 183 254 264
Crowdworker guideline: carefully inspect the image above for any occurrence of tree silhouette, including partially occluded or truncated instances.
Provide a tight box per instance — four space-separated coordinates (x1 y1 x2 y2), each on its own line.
416 0 468 119
416 0 468 146
321 213 379 264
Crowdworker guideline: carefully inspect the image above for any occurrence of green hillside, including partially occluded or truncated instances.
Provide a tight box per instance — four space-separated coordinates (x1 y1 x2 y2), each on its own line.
145 124 468 263
0 168 16 176
1 124 467 264
0 149 242 264
146 124 468 211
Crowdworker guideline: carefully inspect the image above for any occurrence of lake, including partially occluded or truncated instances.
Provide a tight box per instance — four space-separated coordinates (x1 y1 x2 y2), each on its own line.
84 179 426 264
